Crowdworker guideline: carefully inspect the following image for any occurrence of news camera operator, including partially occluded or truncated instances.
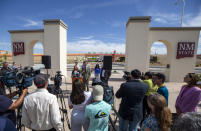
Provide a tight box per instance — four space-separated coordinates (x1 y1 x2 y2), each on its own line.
116 69 148 131
22 74 62 131
0 62 12 76
0 84 28 125
0 62 19 96
0 61 28 126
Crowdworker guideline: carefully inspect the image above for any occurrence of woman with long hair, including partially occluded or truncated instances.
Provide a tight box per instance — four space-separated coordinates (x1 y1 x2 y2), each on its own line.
175 73 201 115
68 79 92 131
141 93 172 131
71 66 82 85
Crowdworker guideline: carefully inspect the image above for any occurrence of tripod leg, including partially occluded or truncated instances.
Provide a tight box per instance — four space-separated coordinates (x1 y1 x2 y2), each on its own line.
58 94 65 131
59 91 71 130
109 115 116 131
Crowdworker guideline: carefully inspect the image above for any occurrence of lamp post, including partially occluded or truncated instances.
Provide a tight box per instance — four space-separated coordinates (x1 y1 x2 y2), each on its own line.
175 0 185 27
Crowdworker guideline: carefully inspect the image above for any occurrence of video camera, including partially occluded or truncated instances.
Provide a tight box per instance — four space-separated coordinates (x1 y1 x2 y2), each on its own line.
122 71 131 81
47 71 63 95
1 64 45 90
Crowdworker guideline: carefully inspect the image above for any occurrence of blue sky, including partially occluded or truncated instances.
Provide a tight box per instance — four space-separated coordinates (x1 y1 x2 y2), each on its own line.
0 0 201 54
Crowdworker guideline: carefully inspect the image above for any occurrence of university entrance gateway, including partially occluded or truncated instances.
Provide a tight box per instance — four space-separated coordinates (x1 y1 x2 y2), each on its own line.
125 16 201 82
8 19 67 77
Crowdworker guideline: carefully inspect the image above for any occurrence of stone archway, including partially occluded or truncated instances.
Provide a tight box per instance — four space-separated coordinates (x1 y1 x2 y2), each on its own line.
32 41 44 64
125 16 201 82
149 40 170 81
8 19 67 77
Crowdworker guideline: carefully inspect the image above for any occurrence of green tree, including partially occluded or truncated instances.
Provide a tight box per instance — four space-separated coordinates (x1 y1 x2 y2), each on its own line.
3 53 7 61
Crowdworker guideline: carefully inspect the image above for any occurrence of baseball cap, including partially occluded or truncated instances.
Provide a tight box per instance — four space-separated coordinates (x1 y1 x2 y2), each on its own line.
34 74 49 88
93 85 103 101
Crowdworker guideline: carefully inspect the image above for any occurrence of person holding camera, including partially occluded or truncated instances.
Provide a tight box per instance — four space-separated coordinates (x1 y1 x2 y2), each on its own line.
0 62 12 76
0 60 28 126
22 74 62 131
0 62 17 95
0 87 28 126
115 69 148 131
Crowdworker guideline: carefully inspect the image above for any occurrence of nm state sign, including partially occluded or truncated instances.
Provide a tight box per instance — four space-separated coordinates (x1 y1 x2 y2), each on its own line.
176 42 195 59
13 42 25 56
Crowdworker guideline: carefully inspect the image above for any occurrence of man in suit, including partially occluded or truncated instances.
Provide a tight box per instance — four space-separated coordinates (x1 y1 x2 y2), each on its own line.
116 69 148 131
81 61 91 91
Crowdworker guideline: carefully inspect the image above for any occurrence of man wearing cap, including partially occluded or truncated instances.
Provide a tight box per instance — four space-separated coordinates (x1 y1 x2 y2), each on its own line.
22 74 62 131
116 69 148 131
85 85 111 131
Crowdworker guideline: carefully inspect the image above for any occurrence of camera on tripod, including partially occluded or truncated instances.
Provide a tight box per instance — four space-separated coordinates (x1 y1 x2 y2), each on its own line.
47 71 71 130
122 71 131 81
47 71 63 95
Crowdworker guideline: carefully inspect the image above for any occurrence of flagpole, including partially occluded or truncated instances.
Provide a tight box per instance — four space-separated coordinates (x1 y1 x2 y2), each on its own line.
175 0 185 27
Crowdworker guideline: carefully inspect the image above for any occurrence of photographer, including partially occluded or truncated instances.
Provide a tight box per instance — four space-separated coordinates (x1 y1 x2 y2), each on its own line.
22 74 62 131
0 62 12 76
115 69 148 131
0 62 16 95
0 86 28 125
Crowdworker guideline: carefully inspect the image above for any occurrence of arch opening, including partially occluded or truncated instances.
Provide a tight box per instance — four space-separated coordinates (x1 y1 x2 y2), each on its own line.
149 41 169 75
33 41 44 64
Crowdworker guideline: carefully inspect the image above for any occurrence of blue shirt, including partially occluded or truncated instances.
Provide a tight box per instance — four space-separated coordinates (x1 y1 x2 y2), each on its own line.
141 115 160 131
85 101 111 131
0 116 17 131
157 86 169 106
95 68 101 74
0 95 16 125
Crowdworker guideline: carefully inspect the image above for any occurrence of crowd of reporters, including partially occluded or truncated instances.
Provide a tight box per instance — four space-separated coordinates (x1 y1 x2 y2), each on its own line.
0 61 201 131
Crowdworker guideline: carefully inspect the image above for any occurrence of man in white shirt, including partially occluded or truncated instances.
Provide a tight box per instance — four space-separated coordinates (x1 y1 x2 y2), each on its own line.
22 74 62 131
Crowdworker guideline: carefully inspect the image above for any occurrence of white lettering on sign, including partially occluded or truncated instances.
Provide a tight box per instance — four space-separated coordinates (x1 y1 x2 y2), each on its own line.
13 42 25 56
176 42 195 59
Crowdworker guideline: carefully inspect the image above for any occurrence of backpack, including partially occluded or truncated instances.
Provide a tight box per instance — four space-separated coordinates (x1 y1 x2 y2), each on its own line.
92 79 114 105
92 78 102 86
103 84 114 105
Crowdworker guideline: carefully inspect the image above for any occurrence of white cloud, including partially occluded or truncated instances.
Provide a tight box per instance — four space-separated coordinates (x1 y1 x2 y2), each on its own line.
153 18 167 24
147 11 179 24
76 36 94 40
23 19 42 27
183 10 201 26
111 21 125 27
104 20 125 28
64 0 139 18
68 39 125 53
0 42 11 51
72 12 83 19
182 9 201 54
151 46 167 55
151 42 167 55
33 43 43 49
